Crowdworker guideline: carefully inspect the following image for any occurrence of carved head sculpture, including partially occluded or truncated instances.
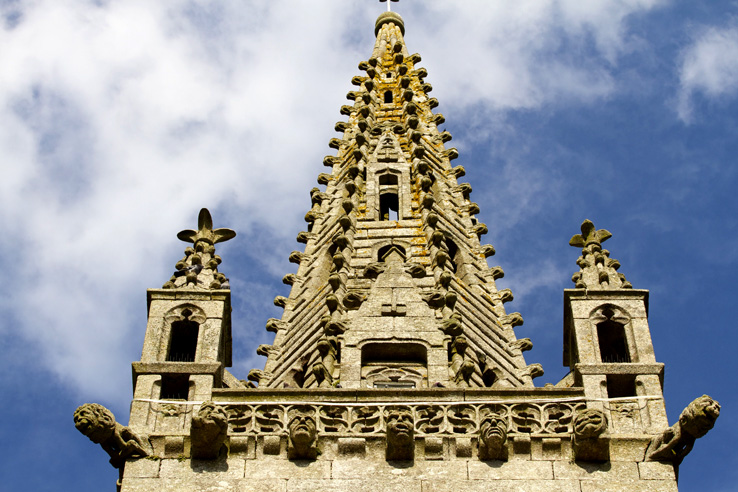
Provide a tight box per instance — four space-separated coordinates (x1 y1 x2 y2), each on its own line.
480 414 507 447
385 407 414 460
478 413 508 460
679 395 720 438
288 409 317 458
74 403 116 444
190 402 228 459
573 408 608 440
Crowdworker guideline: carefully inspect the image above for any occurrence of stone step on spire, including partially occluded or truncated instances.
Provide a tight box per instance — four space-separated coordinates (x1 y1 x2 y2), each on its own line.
254 11 543 389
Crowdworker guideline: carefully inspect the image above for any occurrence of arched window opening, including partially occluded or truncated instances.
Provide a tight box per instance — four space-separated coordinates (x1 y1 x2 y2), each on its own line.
379 173 398 186
385 72 392 79
362 342 427 389
384 90 393 103
380 192 399 221
597 320 630 363
167 318 199 362
160 374 190 400
378 244 406 262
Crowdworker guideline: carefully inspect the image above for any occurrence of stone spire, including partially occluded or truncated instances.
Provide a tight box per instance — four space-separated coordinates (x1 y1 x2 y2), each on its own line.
254 12 541 390
569 219 632 290
163 208 236 290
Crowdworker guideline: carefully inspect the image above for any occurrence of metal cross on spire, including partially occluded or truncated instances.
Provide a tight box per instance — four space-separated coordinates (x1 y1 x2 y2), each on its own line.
379 0 399 12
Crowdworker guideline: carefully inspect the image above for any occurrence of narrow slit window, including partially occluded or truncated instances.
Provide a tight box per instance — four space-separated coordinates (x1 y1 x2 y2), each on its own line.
380 192 399 221
167 319 199 362
384 90 393 104
597 320 631 363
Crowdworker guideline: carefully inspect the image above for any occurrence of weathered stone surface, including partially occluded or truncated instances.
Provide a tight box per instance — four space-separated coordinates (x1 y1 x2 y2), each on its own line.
123 458 161 478
423 480 581 492
638 461 677 480
332 460 466 480
467 460 554 480
553 461 639 480
287 479 421 492
243 460 330 480
159 458 245 479
579 479 678 492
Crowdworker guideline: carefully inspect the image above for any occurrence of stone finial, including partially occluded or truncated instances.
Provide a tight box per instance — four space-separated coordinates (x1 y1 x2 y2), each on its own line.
385 407 414 461
568 219 632 290
191 401 228 459
478 413 508 461
646 395 720 465
572 408 609 461
569 219 611 248
164 209 235 290
73 403 151 469
288 407 318 460
176 208 236 246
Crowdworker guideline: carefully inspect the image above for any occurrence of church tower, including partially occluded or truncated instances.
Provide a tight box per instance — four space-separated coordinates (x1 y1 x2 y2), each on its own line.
74 10 719 492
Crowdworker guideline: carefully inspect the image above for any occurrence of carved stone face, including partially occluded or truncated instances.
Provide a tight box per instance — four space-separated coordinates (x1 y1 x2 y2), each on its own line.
386 408 414 447
289 414 317 449
73 403 115 444
480 415 507 447
680 395 720 438
573 409 607 440
192 402 228 436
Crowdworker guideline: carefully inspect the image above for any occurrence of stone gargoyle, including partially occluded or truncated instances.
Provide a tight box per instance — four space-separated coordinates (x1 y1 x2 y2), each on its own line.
385 407 415 461
288 408 318 460
190 401 228 459
646 394 720 465
572 408 609 461
478 413 508 461
73 403 151 469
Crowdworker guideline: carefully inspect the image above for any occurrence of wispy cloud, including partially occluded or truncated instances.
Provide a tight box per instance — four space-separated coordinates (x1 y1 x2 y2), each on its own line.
677 22 738 122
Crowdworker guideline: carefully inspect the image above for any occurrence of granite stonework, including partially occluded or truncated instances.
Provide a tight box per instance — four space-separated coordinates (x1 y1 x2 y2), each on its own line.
75 10 718 492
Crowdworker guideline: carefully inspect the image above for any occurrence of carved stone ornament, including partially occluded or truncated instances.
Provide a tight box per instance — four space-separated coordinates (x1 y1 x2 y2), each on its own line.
646 395 720 465
288 408 318 460
73 403 151 469
478 413 508 461
385 407 415 461
191 401 228 459
572 408 609 462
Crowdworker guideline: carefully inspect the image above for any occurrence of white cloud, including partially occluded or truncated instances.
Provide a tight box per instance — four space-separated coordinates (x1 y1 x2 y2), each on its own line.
678 23 738 122
0 1 667 404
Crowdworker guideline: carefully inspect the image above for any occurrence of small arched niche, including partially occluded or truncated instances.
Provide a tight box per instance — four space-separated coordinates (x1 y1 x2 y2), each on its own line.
591 305 633 363
361 342 427 388
162 305 206 362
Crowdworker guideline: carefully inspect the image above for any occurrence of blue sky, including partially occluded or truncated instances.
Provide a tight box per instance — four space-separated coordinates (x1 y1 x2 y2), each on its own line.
1 1 736 490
